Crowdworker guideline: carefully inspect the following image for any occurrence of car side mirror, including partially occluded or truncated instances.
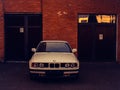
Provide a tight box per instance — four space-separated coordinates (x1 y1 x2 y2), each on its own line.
72 48 77 53
31 48 36 52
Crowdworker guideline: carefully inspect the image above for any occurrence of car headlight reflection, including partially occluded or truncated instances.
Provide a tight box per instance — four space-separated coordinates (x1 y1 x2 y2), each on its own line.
65 63 77 68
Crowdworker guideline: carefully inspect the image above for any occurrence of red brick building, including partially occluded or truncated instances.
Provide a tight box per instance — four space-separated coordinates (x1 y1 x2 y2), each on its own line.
0 0 120 62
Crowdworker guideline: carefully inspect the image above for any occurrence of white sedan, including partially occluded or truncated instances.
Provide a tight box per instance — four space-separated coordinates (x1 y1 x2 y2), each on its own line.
29 40 80 79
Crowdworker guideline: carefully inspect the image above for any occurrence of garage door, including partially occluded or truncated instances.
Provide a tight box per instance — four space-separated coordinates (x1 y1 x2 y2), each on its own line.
5 14 42 61
78 14 116 62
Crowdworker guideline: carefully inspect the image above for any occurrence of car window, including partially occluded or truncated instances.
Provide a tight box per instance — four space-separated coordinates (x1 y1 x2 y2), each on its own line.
36 42 72 52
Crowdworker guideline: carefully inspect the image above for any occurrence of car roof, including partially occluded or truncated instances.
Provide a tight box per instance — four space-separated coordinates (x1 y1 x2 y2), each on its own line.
40 40 68 43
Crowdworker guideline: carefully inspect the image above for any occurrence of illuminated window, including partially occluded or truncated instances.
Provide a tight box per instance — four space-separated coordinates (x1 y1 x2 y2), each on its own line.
96 15 116 23
78 15 89 23
78 14 116 23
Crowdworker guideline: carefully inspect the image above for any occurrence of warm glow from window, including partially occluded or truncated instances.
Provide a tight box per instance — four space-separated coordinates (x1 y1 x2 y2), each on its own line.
78 14 116 23
96 15 116 23
78 15 89 23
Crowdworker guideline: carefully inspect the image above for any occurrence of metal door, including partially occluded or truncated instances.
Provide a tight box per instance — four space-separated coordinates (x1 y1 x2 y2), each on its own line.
27 15 42 59
78 24 94 61
5 28 25 60
5 15 25 60
78 24 116 62
95 24 116 61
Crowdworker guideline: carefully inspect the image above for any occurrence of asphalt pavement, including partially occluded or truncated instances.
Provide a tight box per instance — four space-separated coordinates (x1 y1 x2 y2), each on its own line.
0 62 120 90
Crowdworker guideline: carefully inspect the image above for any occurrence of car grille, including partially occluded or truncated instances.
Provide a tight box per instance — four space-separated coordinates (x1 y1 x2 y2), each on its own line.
33 63 66 68
50 63 59 68
33 63 77 68
49 63 67 68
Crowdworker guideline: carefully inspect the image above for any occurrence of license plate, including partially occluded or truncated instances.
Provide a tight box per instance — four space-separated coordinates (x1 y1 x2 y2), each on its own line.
46 71 63 76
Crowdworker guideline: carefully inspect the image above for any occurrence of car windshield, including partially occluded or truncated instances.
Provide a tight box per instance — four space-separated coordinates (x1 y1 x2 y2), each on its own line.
36 42 72 52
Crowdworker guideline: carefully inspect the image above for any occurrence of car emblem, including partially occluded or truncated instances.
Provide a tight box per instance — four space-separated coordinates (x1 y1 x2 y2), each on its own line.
53 60 56 62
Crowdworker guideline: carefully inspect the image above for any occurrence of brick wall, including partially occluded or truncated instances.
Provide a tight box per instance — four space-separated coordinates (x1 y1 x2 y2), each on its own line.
0 0 4 62
4 0 41 13
117 16 120 63
43 0 78 48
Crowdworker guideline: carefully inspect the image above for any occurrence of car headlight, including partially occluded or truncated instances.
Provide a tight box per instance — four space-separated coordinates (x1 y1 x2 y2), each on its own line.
65 63 77 68
31 63 44 68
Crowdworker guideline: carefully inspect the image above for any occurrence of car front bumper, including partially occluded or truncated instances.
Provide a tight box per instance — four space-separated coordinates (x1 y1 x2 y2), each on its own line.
29 69 79 78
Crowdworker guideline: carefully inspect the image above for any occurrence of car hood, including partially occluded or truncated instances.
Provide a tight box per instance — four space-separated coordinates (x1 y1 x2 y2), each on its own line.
30 52 78 63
